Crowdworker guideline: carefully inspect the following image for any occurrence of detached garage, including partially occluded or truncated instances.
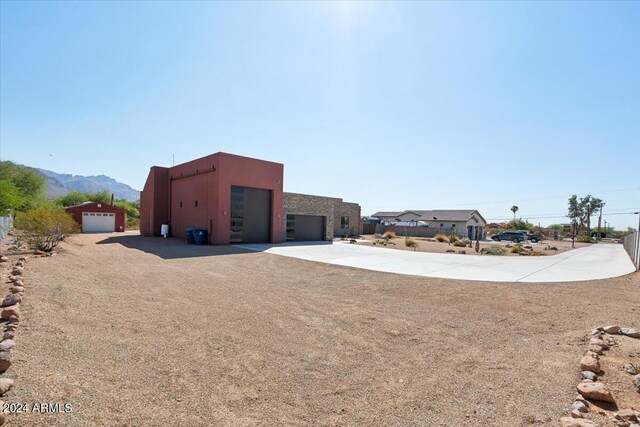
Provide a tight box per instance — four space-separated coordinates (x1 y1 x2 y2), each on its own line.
65 202 126 233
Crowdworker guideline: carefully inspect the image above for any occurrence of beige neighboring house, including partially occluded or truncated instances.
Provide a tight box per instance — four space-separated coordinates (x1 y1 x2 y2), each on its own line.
372 209 487 240
416 210 486 240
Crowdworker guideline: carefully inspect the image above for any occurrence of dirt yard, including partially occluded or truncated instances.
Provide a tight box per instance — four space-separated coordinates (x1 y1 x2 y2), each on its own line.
4 232 640 426
357 234 591 256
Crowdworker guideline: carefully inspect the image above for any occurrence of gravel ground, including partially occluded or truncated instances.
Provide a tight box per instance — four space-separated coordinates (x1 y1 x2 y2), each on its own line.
4 232 640 426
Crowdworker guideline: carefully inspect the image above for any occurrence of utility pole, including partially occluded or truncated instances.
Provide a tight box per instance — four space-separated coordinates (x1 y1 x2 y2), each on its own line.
597 204 603 240
586 204 591 237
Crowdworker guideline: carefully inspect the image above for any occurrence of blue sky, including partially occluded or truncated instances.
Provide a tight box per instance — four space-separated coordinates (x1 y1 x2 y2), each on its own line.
1 1 639 228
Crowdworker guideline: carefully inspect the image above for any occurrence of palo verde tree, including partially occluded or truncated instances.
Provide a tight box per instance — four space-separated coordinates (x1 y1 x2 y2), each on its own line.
14 206 79 252
567 195 604 237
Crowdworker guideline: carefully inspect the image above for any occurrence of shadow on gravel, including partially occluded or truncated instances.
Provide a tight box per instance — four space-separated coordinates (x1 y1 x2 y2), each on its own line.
95 235 254 260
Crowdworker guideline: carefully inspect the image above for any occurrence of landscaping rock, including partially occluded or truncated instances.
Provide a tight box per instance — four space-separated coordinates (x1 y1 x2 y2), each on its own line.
17 257 27 263
591 329 602 338
0 341 14 353
614 409 638 423
10 267 22 276
624 364 639 375
572 400 589 413
0 378 13 395
2 332 14 341
580 353 601 373
577 381 615 403
7 276 19 283
14 261 24 268
589 338 609 349
588 345 605 355
10 287 24 294
0 400 6 424
0 352 11 372
582 371 598 381
0 305 19 321
560 417 597 427
620 328 640 338
1 294 20 307
570 409 583 418
3 324 17 332
634 375 640 393
575 395 590 406
8 316 18 324
0 256 7 263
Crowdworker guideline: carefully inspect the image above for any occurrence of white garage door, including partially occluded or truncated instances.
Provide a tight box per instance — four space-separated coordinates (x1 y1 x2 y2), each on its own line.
82 212 115 233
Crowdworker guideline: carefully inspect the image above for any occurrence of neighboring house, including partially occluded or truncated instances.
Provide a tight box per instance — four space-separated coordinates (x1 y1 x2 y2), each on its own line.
65 201 126 233
360 216 381 234
140 152 360 245
372 209 487 240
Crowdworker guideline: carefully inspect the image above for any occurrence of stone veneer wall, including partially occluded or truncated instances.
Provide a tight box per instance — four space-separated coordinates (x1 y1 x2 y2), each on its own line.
283 192 336 241
283 193 361 240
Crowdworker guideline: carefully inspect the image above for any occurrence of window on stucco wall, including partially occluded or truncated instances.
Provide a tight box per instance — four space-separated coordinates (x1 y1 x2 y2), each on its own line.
341 216 349 228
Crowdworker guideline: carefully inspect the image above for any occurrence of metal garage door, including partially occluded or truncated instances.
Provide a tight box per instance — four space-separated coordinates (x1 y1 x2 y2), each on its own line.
286 215 325 241
230 186 271 243
82 212 115 233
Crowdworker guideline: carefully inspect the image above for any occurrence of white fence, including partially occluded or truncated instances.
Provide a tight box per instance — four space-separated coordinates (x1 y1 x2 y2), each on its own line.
623 231 640 271
0 216 12 239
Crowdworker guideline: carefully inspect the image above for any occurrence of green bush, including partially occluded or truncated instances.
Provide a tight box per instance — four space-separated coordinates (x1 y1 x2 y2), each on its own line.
453 240 467 247
510 245 523 253
14 206 79 252
576 236 596 243
434 234 448 242
481 247 504 256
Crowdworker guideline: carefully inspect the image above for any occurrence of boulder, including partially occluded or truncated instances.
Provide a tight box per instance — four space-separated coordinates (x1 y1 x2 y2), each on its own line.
634 375 640 393
0 352 11 372
590 329 602 339
0 378 13 395
8 316 18 324
560 417 597 427
577 382 615 403
11 279 23 287
588 345 605 355
17 257 27 263
3 324 17 332
0 255 7 263
1 294 20 307
0 341 14 352
624 364 638 375
0 305 19 321
589 338 609 349
10 267 22 276
580 354 601 373
570 409 583 418
2 332 14 341
582 371 597 381
620 328 640 338
7 276 19 283
10 287 23 294
14 261 24 268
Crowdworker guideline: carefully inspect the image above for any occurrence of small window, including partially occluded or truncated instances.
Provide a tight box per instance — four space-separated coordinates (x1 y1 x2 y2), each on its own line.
90 213 96 216
179 202 183 208
340 216 349 228
195 201 198 207
83 213 88 216
196 169 198 173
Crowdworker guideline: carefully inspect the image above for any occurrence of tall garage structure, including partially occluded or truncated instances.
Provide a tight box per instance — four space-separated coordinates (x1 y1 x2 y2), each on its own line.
140 152 360 245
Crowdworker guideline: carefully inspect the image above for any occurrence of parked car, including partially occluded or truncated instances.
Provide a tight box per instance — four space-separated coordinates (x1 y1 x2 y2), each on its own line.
516 230 543 243
491 231 527 243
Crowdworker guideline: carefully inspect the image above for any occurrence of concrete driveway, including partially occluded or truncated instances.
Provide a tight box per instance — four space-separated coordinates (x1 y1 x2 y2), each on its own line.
236 241 636 282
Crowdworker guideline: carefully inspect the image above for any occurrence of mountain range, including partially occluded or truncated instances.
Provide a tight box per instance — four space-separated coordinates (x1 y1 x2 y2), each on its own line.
34 168 140 201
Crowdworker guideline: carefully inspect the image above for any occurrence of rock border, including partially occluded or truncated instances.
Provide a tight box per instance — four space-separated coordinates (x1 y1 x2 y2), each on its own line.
560 325 640 427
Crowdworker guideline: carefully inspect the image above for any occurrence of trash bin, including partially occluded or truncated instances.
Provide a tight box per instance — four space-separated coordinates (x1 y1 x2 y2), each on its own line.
185 228 195 244
193 229 208 245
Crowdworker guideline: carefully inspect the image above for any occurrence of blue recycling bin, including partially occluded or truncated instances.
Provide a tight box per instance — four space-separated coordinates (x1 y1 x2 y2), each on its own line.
184 228 195 244
193 229 208 245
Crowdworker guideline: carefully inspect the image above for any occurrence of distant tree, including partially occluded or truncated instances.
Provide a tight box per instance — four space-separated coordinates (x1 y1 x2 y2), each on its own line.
0 180 24 214
14 206 79 252
548 224 564 231
510 205 519 221
54 191 93 207
567 195 604 236
0 161 45 211
507 218 534 231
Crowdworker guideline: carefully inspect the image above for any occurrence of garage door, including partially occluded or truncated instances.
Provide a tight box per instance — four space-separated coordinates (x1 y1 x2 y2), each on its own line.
230 186 271 243
286 215 325 241
82 212 115 233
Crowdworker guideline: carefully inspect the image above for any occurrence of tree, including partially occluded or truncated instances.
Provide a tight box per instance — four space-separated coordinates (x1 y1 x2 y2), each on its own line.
0 180 24 214
567 195 604 236
507 218 534 231
0 161 45 211
510 205 519 221
54 191 93 208
14 206 79 252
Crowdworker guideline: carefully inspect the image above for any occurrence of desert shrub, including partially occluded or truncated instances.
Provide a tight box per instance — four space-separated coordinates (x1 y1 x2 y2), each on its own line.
405 238 418 249
457 250 466 254
523 245 533 249
373 233 382 239
383 231 396 239
453 240 467 247
460 238 471 245
510 245 523 253
576 236 596 243
481 246 504 255
530 250 547 256
126 217 140 230
448 235 460 243
14 206 79 252
434 234 448 242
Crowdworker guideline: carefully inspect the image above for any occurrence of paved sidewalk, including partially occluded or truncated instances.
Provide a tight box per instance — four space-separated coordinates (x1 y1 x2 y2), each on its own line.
236 241 636 283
